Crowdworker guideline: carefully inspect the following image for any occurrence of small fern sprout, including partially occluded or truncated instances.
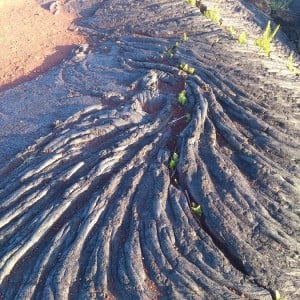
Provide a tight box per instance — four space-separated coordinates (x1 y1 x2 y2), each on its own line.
227 26 236 37
183 32 189 42
185 113 191 122
255 20 280 56
178 90 187 106
180 64 195 74
287 52 296 72
169 152 179 169
204 6 222 26
238 31 247 44
191 202 203 216
186 0 196 6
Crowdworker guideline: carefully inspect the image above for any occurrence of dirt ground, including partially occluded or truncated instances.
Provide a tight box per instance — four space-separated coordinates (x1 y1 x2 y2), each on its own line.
0 0 86 91
0 0 298 93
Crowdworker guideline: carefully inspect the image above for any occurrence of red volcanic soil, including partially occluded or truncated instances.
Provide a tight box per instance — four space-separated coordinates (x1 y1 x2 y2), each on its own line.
0 0 86 91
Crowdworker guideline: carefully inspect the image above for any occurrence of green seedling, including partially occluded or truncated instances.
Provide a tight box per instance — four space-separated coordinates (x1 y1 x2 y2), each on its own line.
227 26 236 37
180 64 195 74
188 67 195 74
191 202 203 216
165 47 174 58
164 33 190 59
255 20 280 56
169 152 179 169
274 290 280 300
180 64 189 72
204 6 222 26
183 32 189 42
238 31 247 44
164 43 179 58
178 90 187 105
287 52 296 72
186 0 196 6
165 35 188 59
185 113 191 122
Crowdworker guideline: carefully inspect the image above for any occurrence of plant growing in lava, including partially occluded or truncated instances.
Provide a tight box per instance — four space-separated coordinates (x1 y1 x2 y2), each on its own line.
178 90 187 105
255 20 280 56
180 63 195 74
191 202 203 216
186 0 196 6
185 113 191 122
227 26 237 37
287 52 296 72
182 32 189 42
164 45 177 58
164 33 190 58
169 152 179 169
204 5 222 26
238 31 247 44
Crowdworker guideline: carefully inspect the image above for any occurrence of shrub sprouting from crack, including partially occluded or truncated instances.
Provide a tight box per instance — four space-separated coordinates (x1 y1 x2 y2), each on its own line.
255 20 280 56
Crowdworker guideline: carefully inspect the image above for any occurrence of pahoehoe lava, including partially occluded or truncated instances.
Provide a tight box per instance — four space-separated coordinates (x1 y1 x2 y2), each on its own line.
0 0 299 299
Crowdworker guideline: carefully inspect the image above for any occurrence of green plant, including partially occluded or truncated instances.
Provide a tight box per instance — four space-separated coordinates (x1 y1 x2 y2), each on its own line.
270 0 292 10
185 113 191 122
255 21 280 56
180 64 195 74
227 26 236 37
182 32 189 42
165 43 180 58
204 6 222 26
287 52 295 72
238 31 247 44
169 152 179 169
274 290 280 300
164 33 189 59
191 202 203 216
186 0 196 6
178 90 187 105
164 47 176 58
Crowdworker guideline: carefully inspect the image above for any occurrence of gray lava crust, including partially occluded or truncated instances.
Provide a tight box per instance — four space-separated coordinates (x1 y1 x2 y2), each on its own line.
0 0 299 299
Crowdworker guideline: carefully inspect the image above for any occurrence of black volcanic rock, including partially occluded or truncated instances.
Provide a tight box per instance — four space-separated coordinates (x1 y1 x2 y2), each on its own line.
0 1 299 299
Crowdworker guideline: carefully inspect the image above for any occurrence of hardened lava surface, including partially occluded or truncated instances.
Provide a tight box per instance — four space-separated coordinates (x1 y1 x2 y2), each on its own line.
0 0 299 299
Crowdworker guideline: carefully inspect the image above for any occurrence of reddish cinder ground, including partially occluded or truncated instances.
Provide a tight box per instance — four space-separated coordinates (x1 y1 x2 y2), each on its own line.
0 0 86 91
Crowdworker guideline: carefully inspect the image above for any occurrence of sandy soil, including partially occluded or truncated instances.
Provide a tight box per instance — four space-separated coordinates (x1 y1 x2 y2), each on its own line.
0 0 86 91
